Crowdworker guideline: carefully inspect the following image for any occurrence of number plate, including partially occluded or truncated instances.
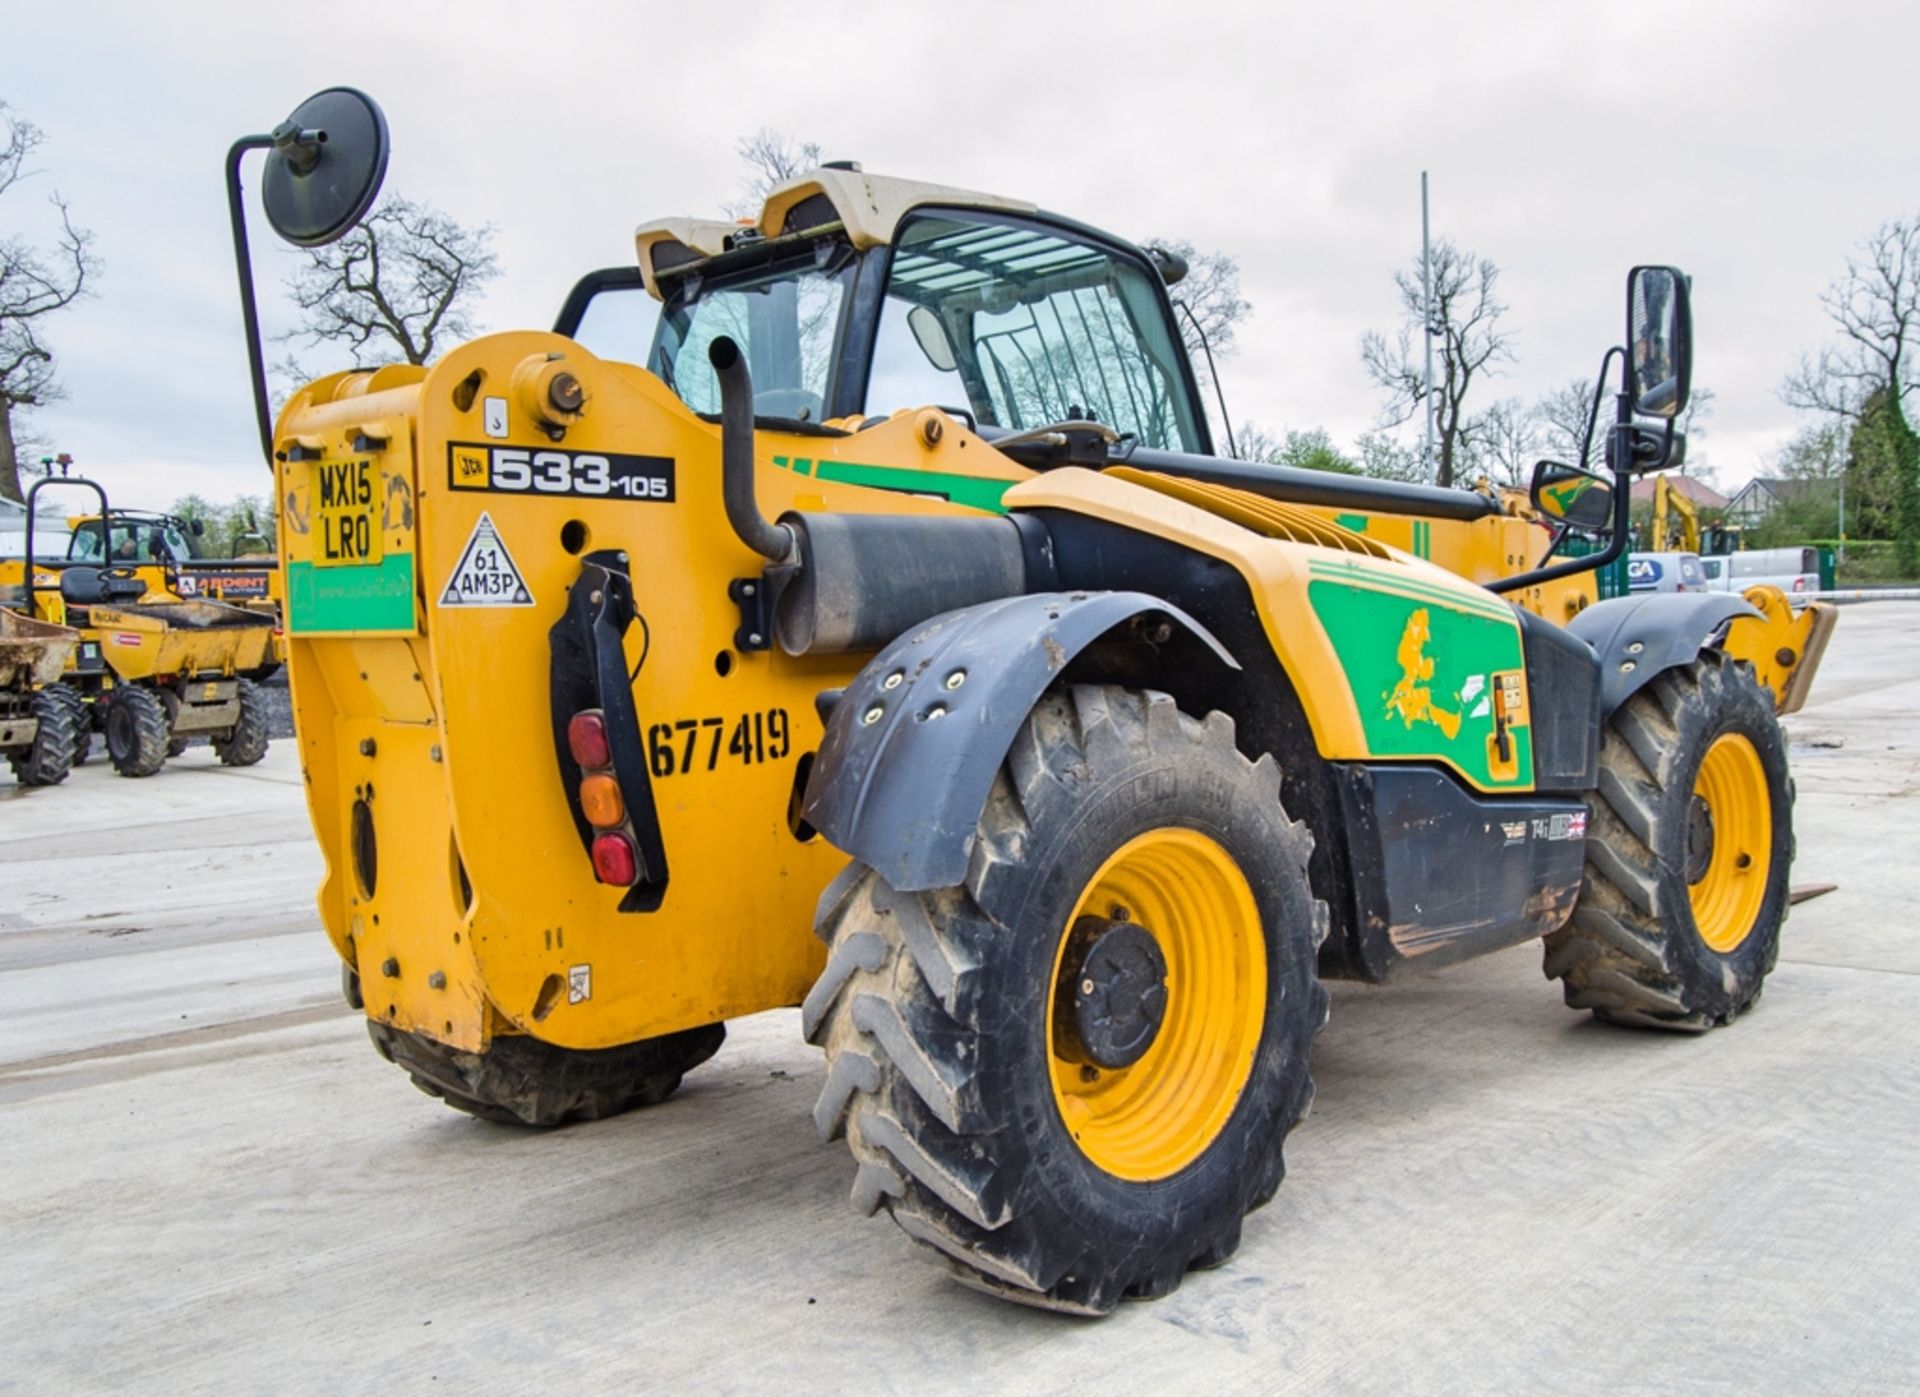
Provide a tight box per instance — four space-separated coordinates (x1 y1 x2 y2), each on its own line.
447 443 675 501
313 458 383 568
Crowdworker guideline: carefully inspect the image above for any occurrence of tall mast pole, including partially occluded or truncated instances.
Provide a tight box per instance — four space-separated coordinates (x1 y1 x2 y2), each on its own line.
1421 171 1436 478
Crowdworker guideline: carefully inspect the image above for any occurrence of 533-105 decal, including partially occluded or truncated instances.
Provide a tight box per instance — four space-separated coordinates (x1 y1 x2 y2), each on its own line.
448 443 674 500
647 710 791 777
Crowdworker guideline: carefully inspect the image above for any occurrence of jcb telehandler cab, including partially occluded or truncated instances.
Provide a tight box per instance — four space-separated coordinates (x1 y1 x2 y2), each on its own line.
231 89 1834 1314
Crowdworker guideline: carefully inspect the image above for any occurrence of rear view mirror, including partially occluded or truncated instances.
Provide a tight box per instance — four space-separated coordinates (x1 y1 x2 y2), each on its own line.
907 304 958 372
1627 266 1691 419
261 87 390 248
1530 460 1614 534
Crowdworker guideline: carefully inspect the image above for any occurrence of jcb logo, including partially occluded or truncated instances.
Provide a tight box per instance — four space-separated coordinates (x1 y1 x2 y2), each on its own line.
445 443 675 502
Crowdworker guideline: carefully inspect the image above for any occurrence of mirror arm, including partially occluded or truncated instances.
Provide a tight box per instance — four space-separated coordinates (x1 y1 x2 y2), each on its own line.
226 133 278 468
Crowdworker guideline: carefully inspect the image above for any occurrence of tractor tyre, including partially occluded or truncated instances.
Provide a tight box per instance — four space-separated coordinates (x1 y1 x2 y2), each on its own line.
805 685 1328 1314
212 679 270 767
104 687 170 778
54 684 93 767
9 688 76 786
366 1018 727 1128
1545 650 1793 1029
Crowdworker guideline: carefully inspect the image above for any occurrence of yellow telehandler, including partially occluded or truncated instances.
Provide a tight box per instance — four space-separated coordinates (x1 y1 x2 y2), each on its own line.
228 89 1834 1313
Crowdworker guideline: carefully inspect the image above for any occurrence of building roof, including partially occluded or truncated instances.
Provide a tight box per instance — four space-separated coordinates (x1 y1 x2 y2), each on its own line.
1629 473 1729 509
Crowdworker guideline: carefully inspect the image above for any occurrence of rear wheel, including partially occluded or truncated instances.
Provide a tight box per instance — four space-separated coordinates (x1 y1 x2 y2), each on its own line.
805 686 1327 1313
105 686 169 778
366 1018 727 1127
212 678 270 767
1545 650 1793 1028
50 684 91 767
8 688 76 786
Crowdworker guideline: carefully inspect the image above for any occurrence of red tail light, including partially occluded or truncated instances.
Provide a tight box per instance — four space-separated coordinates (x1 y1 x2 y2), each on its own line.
568 710 612 769
591 832 638 885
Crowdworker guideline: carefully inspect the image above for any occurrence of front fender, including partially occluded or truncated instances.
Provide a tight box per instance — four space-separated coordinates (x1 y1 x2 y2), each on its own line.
803 590 1239 892
1566 591 1761 720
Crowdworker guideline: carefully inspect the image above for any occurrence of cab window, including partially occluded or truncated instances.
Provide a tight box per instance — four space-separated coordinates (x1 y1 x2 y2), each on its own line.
869 212 1203 452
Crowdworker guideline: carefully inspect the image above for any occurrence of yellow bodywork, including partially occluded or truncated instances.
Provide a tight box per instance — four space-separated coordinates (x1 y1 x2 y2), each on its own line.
275 310 1829 1059
274 328 1602 1055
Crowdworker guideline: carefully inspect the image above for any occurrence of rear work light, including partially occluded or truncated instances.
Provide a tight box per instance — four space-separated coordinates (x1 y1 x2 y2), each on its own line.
568 710 612 769
591 832 639 885
579 773 626 828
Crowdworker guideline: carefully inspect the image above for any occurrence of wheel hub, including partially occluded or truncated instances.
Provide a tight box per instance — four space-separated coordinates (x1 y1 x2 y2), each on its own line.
1054 915 1169 1070
1685 792 1716 884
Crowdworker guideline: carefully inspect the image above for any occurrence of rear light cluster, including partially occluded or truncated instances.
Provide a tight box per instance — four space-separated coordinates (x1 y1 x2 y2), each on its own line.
567 710 640 886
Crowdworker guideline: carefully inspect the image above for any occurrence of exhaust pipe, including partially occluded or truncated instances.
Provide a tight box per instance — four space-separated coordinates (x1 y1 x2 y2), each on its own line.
707 337 797 565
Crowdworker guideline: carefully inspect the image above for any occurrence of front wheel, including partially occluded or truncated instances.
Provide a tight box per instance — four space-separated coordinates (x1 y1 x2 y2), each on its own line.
8 687 76 786
105 687 170 778
805 686 1327 1314
1545 650 1793 1029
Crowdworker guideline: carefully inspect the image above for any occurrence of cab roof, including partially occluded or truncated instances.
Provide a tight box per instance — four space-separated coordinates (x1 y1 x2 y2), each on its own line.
632 167 1037 300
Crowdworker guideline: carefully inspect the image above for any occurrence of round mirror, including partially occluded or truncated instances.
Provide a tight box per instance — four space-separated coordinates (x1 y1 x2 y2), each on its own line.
261 87 390 248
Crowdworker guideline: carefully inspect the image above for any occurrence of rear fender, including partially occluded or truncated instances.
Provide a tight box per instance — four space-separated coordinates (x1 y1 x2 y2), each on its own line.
1565 592 1760 720
803 590 1239 892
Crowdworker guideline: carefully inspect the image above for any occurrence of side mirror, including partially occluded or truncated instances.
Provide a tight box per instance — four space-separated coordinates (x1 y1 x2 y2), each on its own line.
1627 265 1691 419
1530 460 1615 534
190 518 206 537
261 87 390 248
907 304 958 372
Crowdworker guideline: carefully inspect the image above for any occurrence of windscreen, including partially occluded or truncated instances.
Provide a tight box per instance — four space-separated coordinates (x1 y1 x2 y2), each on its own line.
649 254 852 423
869 212 1202 451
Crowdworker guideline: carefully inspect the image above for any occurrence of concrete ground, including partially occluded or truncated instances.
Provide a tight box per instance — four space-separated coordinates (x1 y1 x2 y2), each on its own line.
2 606 1916 1394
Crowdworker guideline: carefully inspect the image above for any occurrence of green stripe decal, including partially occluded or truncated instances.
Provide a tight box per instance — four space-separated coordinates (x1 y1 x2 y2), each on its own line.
773 456 1011 513
1308 577 1531 788
287 555 416 634
1308 560 1513 622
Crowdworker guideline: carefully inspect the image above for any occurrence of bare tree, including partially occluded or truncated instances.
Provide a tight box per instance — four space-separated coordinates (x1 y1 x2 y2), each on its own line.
1782 216 1920 568
1361 240 1514 488
728 129 826 216
0 102 99 503
1143 238 1251 384
1533 377 1603 470
1475 397 1538 487
279 195 499 374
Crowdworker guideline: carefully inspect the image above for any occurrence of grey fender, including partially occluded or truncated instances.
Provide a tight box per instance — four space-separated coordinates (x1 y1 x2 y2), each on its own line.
802 590 1239 892
1566 591 1761 720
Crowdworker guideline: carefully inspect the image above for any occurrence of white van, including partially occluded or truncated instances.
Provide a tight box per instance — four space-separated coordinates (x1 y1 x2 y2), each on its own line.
1628 551 1709 594
1700 547 1820 604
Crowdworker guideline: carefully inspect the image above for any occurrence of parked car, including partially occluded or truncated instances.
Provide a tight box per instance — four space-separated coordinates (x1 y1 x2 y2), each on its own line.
1627 550 1709 594
1699 547 1820 605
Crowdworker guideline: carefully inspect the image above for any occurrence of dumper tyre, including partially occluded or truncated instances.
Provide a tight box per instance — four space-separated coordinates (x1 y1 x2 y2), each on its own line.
50 684 91 767
212 678 270 767
805 685 1328 1315
366 1018 727 1127
9 688 76 786
1545 650 1792 1029
105 686 170 778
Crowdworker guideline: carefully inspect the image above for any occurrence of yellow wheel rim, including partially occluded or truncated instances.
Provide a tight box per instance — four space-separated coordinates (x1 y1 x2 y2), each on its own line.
1687 733 1772 953
1046 828 1267 1182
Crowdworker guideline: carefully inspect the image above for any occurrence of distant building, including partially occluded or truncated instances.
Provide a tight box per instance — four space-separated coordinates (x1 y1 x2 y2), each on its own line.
1629 473 1729 509
1725 477 1834 528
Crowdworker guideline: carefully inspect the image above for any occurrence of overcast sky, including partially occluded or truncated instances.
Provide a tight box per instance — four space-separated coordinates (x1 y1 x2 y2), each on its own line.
6 0 1916 511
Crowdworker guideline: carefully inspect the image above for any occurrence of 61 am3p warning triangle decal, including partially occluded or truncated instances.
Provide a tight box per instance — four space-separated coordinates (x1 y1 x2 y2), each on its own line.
441 511 533 607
